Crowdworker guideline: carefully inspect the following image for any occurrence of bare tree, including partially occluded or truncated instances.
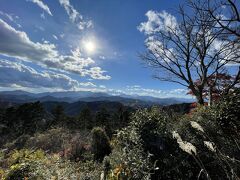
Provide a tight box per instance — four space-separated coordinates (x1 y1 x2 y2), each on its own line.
190 0 240 99
203 0 240 38
139 1 239 104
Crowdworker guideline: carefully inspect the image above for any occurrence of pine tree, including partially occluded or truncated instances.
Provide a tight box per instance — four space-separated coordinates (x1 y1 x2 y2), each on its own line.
78 105 93 129
91 127 111 162
51 104 65 125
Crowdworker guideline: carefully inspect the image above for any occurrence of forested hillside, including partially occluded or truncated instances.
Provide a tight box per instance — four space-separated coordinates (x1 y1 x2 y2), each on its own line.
0 90 239 179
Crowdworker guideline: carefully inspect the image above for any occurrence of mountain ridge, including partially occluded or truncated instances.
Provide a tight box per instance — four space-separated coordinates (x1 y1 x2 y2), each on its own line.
0 90 193 107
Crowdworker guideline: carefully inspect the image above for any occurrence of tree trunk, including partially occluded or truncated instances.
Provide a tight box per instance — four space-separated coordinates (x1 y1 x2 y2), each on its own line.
189 86 205 105
192 86 205 105
196 95 204 105
208 86 213 106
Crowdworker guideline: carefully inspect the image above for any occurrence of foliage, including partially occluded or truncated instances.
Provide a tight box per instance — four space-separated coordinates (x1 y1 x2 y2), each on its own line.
51 104 66 126
0 148 102 180
1 149 45 179
91 127 111 162
187 73 240 105
0 102 46 137
106 96 240 179
214 89 240 138
174 94 240 179
24 127 71 153
0 90 239 179
78 105 93 129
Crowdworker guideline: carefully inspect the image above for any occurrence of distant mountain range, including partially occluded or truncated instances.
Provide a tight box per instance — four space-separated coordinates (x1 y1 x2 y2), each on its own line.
0 90 193 108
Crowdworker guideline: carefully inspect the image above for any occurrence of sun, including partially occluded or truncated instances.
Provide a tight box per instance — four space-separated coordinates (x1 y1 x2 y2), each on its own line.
84 41 96 53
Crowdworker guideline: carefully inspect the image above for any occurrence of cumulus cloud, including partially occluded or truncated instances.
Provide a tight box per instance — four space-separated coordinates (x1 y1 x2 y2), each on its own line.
139 10 239 67
84 67 111 80
0 59 80 90
59 0 93 30
138 10 178 35
0 19 110 80
144 36 175 62
138 10 179 63
27 0 52 16
0 19 57 61
208 38 240 64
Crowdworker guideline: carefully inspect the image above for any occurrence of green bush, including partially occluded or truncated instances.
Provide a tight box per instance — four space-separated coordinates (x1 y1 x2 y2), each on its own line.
0 91 239 179
1 149 46 179
25 127 70 153
215 90 240 138
107 100 240 179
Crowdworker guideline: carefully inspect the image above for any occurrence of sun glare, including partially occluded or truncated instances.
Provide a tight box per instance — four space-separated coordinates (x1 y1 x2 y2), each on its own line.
84 41 96 53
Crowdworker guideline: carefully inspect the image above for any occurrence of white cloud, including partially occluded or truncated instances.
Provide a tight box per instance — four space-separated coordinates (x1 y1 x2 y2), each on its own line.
84 67 111 80
107 86 186 98
27 0 52 16
79 82 96 87
124 85 190 98
139 10 239 67
145 36 176 62
0 19 58 62
208 38 240 64
138 10 178 35
0 59 191 98
59 0 93 30
0 59 80 90
0 11 14 21
99 85 106 89
0 59 102 91
0 11 22 28
52 34 58 40
138 11 179 64
17 23 22 28
0 19 111 80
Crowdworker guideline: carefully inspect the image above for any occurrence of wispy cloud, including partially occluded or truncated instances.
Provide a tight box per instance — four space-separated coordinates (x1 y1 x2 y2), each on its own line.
0 11 14 21
59 0 93 30
40 12 45 19
27 0 52 16
60 33 65 38
52 34 58 40
35 25 45 31
122 85 190 98
0 11 22 28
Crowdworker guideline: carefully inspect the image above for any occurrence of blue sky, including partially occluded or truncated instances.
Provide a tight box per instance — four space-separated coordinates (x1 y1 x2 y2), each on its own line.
0 0 217 98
